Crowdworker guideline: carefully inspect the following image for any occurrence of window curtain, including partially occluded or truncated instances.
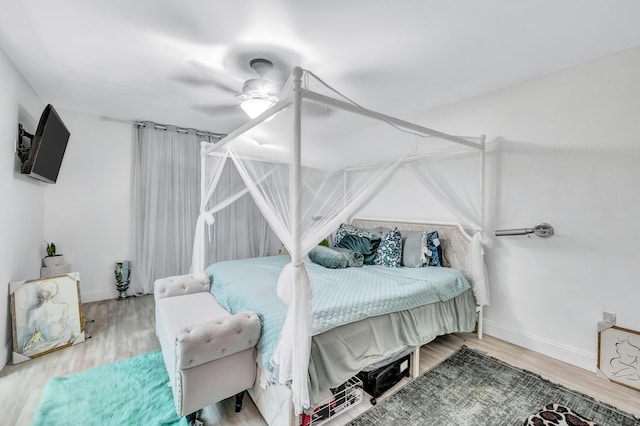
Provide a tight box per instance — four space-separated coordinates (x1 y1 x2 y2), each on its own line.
132 124 203 295
132 123 273 295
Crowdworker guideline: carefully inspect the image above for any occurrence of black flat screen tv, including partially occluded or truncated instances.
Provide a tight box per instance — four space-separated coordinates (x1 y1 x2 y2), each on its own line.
21 104 70 183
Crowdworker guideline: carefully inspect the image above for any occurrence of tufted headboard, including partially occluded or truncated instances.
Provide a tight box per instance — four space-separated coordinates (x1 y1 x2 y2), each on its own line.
350 218 473 282
351 218 484 338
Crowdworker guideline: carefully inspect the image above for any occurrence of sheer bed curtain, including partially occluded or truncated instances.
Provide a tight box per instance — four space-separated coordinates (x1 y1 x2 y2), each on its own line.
132 123 273 295
206 158 274 265
192 69 486 413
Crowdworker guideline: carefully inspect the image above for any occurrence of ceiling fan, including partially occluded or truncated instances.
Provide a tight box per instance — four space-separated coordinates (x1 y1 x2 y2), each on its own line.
182 52 333 124
236 58 281 119
232 59 333 119
184 57 285 120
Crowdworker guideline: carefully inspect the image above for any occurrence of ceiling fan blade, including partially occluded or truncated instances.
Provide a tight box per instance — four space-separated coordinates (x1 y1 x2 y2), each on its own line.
172 75 237 91
192 104 244 117
186 59 243 95
192 105 248 133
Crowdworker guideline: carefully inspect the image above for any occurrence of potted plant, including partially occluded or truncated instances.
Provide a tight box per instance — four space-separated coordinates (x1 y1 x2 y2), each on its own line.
43 242 66 268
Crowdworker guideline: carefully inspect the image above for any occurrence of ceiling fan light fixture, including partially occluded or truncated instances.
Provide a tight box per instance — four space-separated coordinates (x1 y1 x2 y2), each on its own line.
240 97 276 119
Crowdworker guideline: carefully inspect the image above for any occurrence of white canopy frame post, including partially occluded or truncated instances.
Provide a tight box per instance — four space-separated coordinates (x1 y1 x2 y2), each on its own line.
190 141 210 274
291 67 303 266
480 135 486 230
477 135 487 338
272 67 315 413
191 144 236 273
199 142 206 268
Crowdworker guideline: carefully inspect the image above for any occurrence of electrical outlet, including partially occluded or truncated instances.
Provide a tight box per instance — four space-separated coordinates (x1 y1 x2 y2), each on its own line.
603 311 616 324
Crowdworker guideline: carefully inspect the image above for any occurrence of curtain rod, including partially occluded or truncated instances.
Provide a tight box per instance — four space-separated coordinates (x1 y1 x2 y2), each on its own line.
100 116 227 139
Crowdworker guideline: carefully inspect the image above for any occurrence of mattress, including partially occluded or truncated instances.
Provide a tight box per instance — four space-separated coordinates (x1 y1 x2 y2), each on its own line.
205 254 476 407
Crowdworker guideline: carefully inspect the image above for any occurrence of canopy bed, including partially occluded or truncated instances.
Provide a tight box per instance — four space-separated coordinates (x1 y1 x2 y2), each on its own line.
190 67 489 425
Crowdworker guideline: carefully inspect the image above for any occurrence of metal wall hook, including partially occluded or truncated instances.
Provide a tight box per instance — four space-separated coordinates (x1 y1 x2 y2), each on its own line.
494 223 554 238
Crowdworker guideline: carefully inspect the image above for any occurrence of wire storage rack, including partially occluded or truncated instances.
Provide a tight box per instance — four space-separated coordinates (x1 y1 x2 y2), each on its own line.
300 376 363 426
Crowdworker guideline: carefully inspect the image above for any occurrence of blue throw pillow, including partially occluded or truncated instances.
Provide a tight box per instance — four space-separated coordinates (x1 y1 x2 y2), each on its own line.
401 230 425 268
423 231 443 267
308 246 348 269
373 228 402 267
336 234 381 265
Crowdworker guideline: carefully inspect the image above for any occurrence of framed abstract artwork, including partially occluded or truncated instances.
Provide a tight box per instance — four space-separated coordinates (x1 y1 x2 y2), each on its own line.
597 325 640 391
10 272 85 364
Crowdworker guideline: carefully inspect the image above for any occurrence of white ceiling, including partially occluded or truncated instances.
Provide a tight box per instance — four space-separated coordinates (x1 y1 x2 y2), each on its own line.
1 0 640 134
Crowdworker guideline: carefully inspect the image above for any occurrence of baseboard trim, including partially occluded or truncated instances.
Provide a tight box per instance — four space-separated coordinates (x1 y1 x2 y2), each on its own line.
1 340 11 372
81 288 117 303
482 320 596 372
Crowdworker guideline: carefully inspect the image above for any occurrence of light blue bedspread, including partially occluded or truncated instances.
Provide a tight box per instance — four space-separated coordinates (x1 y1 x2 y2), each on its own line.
205 255 471 374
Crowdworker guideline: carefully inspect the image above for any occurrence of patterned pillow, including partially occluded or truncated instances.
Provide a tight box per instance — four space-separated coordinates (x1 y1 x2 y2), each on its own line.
422 230 443 267
368 226 392 239
333 223 377 246
374 228 402 267
333 223 375 246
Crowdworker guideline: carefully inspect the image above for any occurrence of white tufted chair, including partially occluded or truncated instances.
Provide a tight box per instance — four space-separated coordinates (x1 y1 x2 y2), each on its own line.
154 273 261 424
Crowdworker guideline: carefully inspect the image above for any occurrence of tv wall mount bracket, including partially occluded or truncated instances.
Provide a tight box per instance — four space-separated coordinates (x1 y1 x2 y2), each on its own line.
16 123 33 164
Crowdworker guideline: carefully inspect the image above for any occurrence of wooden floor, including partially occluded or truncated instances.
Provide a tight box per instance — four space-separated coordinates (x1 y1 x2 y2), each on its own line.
0 295 637 426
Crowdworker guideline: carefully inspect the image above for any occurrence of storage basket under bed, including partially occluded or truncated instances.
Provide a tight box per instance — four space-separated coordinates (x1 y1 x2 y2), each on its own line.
300 376 363 426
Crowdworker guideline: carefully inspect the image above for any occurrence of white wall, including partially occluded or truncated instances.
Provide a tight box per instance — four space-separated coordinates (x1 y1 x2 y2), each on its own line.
43 111 135 302
359 46 640 371
0 48 45 369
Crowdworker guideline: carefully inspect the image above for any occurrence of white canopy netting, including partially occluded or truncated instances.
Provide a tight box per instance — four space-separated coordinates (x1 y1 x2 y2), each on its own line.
190 68 487 414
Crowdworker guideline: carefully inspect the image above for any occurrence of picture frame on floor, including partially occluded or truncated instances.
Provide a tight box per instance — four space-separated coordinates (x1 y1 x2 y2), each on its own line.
597 324 640 391
10 272 85 364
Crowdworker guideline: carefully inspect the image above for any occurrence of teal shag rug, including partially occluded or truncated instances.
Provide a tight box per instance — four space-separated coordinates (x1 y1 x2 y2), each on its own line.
33 351 187 426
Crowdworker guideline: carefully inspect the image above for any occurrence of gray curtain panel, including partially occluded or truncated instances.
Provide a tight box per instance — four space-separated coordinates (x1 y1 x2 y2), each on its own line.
132 123 274 294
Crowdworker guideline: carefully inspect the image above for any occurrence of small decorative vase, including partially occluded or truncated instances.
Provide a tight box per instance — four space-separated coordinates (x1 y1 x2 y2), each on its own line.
114 261 131 300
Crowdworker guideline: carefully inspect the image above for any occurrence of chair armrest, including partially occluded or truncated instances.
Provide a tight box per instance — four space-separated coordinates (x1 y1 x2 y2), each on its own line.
154 273 211 301
176 312 261 370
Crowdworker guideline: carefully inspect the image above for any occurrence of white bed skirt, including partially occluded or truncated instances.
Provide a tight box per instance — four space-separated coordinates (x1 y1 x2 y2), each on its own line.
248 288 477 426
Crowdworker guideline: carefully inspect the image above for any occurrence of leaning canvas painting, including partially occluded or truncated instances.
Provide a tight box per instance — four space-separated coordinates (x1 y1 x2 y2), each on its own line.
10 272 85 364
598 325 640 391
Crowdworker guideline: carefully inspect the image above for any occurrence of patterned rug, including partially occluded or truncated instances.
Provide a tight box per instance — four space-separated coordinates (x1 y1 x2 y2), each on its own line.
347 346 640 426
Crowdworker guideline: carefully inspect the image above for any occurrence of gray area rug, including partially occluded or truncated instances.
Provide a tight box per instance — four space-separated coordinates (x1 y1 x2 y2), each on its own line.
347 346 640 426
